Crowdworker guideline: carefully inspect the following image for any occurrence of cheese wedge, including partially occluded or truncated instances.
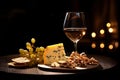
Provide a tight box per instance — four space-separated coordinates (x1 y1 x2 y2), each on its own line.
43 43 66 65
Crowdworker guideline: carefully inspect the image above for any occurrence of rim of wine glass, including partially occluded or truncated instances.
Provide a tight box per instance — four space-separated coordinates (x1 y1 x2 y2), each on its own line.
66 12 84 13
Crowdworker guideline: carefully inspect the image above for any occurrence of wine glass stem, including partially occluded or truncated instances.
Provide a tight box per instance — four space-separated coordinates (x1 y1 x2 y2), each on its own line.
74 42 78 53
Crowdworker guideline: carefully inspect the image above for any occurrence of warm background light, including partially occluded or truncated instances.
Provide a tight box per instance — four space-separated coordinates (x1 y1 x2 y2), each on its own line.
108 44 113 50
91 43 96 48
82 31 86 35
91 32 96 38
100 29 105 35
100 43 105 48
108 28 114 33
106 22 111 28
115 41 119 48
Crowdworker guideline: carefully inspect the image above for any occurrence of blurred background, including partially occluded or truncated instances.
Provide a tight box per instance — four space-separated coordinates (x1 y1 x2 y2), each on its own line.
0 0 119 61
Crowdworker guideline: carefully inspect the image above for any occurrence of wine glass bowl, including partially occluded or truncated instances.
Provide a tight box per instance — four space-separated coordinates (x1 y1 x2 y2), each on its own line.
63 12 87 53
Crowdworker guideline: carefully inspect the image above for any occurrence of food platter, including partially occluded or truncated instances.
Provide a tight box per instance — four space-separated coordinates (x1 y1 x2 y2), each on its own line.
37 51 102 72
37 63 101 73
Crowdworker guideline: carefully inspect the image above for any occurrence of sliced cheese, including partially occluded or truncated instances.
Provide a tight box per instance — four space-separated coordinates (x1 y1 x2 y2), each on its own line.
43 43 66 65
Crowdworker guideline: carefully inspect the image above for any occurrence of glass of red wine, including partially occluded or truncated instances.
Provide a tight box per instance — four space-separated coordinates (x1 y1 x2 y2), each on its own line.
63 12 87 53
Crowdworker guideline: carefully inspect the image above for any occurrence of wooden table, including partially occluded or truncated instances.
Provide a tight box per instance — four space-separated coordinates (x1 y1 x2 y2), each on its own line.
0 54 118 80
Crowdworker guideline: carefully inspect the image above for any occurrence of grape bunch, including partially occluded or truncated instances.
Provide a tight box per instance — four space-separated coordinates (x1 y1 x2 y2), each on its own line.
19 38 45 66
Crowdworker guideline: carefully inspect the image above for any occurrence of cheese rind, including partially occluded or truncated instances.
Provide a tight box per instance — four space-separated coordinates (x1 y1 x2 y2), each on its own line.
43 43 66 65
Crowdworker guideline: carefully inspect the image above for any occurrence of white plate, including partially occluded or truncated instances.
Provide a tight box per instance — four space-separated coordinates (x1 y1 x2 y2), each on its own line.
38 64 100 72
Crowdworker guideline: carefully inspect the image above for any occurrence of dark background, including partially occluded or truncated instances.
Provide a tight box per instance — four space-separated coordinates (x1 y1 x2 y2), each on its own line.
0 0 92 55
0 0 119 58
0 0 119 57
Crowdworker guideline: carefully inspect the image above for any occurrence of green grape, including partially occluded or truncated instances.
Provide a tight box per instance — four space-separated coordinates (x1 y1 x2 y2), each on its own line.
37 46 44 53
39 46 45 51
19 48 24 54
36 47 44 56
28 47 34 52
26 46 31 50
19 48 25 57
18 38 46 66
30 54 36 60
19 48 28 57
23 50 29 53
35 47 41 52
31 38 36 44
35 47 44 64
26 42 31 48
23 50 29 57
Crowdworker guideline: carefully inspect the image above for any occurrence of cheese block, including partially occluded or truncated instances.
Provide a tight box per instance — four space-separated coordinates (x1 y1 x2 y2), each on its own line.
43 43 66 65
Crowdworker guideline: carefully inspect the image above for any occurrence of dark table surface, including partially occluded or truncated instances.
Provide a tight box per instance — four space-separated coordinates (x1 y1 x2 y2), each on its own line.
0 54 119 80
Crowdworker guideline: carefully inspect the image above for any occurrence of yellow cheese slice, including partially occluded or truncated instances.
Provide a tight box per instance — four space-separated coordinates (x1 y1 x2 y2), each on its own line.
43 43 66 65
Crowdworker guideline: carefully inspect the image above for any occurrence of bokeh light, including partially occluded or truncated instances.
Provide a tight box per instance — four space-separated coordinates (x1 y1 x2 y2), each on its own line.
106 22 111 28
115 41 119 48
100 43 105 48
100 29 105 35
108 44 114 50
82 31 86 35
91 42 96 48
108 28 114 33
91 32 96 38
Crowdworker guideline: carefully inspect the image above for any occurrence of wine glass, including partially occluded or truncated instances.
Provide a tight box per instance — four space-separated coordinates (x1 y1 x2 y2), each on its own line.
63 12 87 53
